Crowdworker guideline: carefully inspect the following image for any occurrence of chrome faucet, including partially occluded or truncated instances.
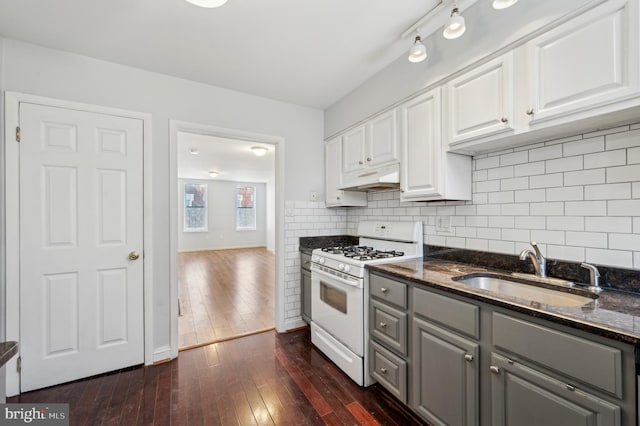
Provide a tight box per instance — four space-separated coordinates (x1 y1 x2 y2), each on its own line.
519 242 546 277
581 263 601 293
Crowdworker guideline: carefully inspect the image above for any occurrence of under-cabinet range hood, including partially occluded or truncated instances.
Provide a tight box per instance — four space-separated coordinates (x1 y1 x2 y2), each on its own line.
339 163 400 191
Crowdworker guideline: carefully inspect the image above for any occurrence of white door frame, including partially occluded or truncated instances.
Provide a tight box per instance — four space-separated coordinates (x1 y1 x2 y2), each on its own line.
169 120 286 357
3 92 154 396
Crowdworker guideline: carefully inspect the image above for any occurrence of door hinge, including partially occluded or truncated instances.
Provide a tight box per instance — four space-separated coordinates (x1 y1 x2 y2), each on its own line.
16 356 21 372
15 126 21 143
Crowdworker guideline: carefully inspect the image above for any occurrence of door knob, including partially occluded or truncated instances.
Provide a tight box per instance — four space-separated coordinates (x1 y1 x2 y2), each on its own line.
128 251 140 260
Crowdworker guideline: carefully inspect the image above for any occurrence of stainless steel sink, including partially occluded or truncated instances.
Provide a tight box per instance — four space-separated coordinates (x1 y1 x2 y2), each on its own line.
452 273 598 307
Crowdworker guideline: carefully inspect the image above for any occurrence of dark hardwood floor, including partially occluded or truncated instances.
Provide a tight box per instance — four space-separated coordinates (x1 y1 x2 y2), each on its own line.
8 329 424 425
179 248 275 348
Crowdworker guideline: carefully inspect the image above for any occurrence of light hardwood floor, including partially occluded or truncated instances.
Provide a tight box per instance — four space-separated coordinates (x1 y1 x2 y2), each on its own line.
178 247 275 349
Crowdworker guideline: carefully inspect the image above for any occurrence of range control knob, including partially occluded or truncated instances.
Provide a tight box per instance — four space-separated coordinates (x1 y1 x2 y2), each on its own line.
338 264 345 270
343 265 351 273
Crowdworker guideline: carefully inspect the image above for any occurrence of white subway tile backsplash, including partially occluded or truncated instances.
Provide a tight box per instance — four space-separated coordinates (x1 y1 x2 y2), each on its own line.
514 189 546 203
500 151 529 166
477 204 500 215
606 128 640 150
488 191 514 204
488 166 515 180
584 150 626 169
585 217 632 233
547 216 584 231
473 193 488 204
584 183 631 200
476 180 501 193
476 156 500 170
501 203 530 216
514 216 546 230
608 200 640 216
629 147 640 164
564 169 605 186
500 177 528 190
489 240 515 254
446 236 466 248
586 248 633 268
609 233 640 251
530 202 564 216
546 156 583 173
547 245 585 263
514 161 545 177
456 227 477 238
473 169 488 181
529 144 562 162
562 136 604 156
607 164 640 183
531 229 565 245
530 173 563 189
466 216 488 227
634 217 640 233
546 186 583 201
564 201 607 216
456 205 477 216
566 231 608 248
478 227 500 239
635 252 640 268
634 183 640 199
502 228 530 242
489 216 515 228
466 238 489 251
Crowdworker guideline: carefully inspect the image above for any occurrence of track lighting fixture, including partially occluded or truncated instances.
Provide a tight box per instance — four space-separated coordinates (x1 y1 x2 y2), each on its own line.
408 34 427 63
443 5 466 40
185 0 228 8
492 0 519 10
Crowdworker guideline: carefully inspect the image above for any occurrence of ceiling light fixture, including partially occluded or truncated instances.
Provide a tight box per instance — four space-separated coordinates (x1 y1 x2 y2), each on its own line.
185 0 228 8
492 0 518 10
443 5 466 40
251 146 268 157
208 171 219 178
189 148 199 155
408 34 427 63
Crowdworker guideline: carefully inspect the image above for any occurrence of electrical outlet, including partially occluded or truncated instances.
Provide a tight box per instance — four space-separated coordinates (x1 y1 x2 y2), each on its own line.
310 191 318 201
435 215 452 233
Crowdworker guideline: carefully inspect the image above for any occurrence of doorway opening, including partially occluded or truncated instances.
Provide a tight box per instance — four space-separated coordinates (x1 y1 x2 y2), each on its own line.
172 126 281 351
170 121 284 356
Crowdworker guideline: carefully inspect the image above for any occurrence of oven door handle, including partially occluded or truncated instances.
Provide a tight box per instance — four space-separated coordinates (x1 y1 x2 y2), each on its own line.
311 265 362 288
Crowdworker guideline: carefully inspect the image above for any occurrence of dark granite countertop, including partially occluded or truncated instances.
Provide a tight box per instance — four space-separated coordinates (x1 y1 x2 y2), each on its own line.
0 341 18 368
299 235 358 255
368 259 640 346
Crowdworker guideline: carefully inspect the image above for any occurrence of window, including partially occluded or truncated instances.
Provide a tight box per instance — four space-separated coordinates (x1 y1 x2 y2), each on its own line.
236 185 256 230
184 183 207 232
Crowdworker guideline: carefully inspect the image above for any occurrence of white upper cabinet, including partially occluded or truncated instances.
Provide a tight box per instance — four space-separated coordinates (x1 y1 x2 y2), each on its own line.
367 110 399 167
342 126 367 175
400 89 471 202
445 52 515 147
325 137 367 207
525 0 639 127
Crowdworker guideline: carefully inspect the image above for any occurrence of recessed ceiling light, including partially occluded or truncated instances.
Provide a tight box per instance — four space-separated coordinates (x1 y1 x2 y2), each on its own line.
251 146 268 157
189 148 199 155
492 0 518 10
185 0 228 8
208 171 219 178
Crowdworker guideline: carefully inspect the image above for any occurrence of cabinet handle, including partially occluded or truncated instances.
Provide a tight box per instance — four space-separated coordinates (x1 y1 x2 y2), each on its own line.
566 384 576 392
379 322 387 328
526 108 535 116
380 367 388 374
464 354 473 362
380 287 388 293
490 366 500 374
366 157 372 162
501 117 508 123
358 160 364 165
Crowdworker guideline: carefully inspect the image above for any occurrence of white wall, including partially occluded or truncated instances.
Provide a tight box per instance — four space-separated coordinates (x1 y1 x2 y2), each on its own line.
346 125 640 270
266 172 276 251
178 179 266 251
1 38 324 356
324 0 592 138
0 38 5 344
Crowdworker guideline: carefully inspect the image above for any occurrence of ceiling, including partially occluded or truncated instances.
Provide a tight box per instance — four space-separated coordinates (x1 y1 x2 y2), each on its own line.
0 0 455 109
177 132 275 182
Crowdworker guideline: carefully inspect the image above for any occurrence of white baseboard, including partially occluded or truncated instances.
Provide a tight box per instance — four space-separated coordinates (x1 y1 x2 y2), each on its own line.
152 346 172 364
277 318 307 333
178 245 267 253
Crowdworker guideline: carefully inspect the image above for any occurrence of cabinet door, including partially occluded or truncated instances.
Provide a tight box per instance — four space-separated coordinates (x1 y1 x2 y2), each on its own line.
490 353 620 426
325 137 367 207
412 317 479 426
367 109 399 167
301 268 311 323
342 126 366 174
525 0 639 126
399 88 443 201
446 52 515 146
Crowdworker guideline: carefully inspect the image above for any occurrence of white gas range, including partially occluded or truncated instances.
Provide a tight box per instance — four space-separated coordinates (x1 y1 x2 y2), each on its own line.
310 221 423 386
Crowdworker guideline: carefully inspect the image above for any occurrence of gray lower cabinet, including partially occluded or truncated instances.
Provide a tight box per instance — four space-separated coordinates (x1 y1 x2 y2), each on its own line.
490 352 620 426
301 253 311 323
412 317 479 426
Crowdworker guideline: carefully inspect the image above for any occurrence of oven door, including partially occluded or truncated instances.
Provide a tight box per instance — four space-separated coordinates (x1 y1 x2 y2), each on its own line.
311 265 364 356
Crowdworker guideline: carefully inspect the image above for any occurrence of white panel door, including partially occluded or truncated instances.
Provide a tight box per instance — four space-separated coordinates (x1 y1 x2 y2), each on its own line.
367 109 399 167
342 126 367 174
19 102 144 392
526 0 639 125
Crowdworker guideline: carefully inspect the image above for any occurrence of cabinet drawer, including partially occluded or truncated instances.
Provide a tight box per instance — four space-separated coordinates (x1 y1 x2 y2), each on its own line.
370 274 407 309
493 313 622 397
413 287 480 339
370 299 407 356
370 341 407 404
